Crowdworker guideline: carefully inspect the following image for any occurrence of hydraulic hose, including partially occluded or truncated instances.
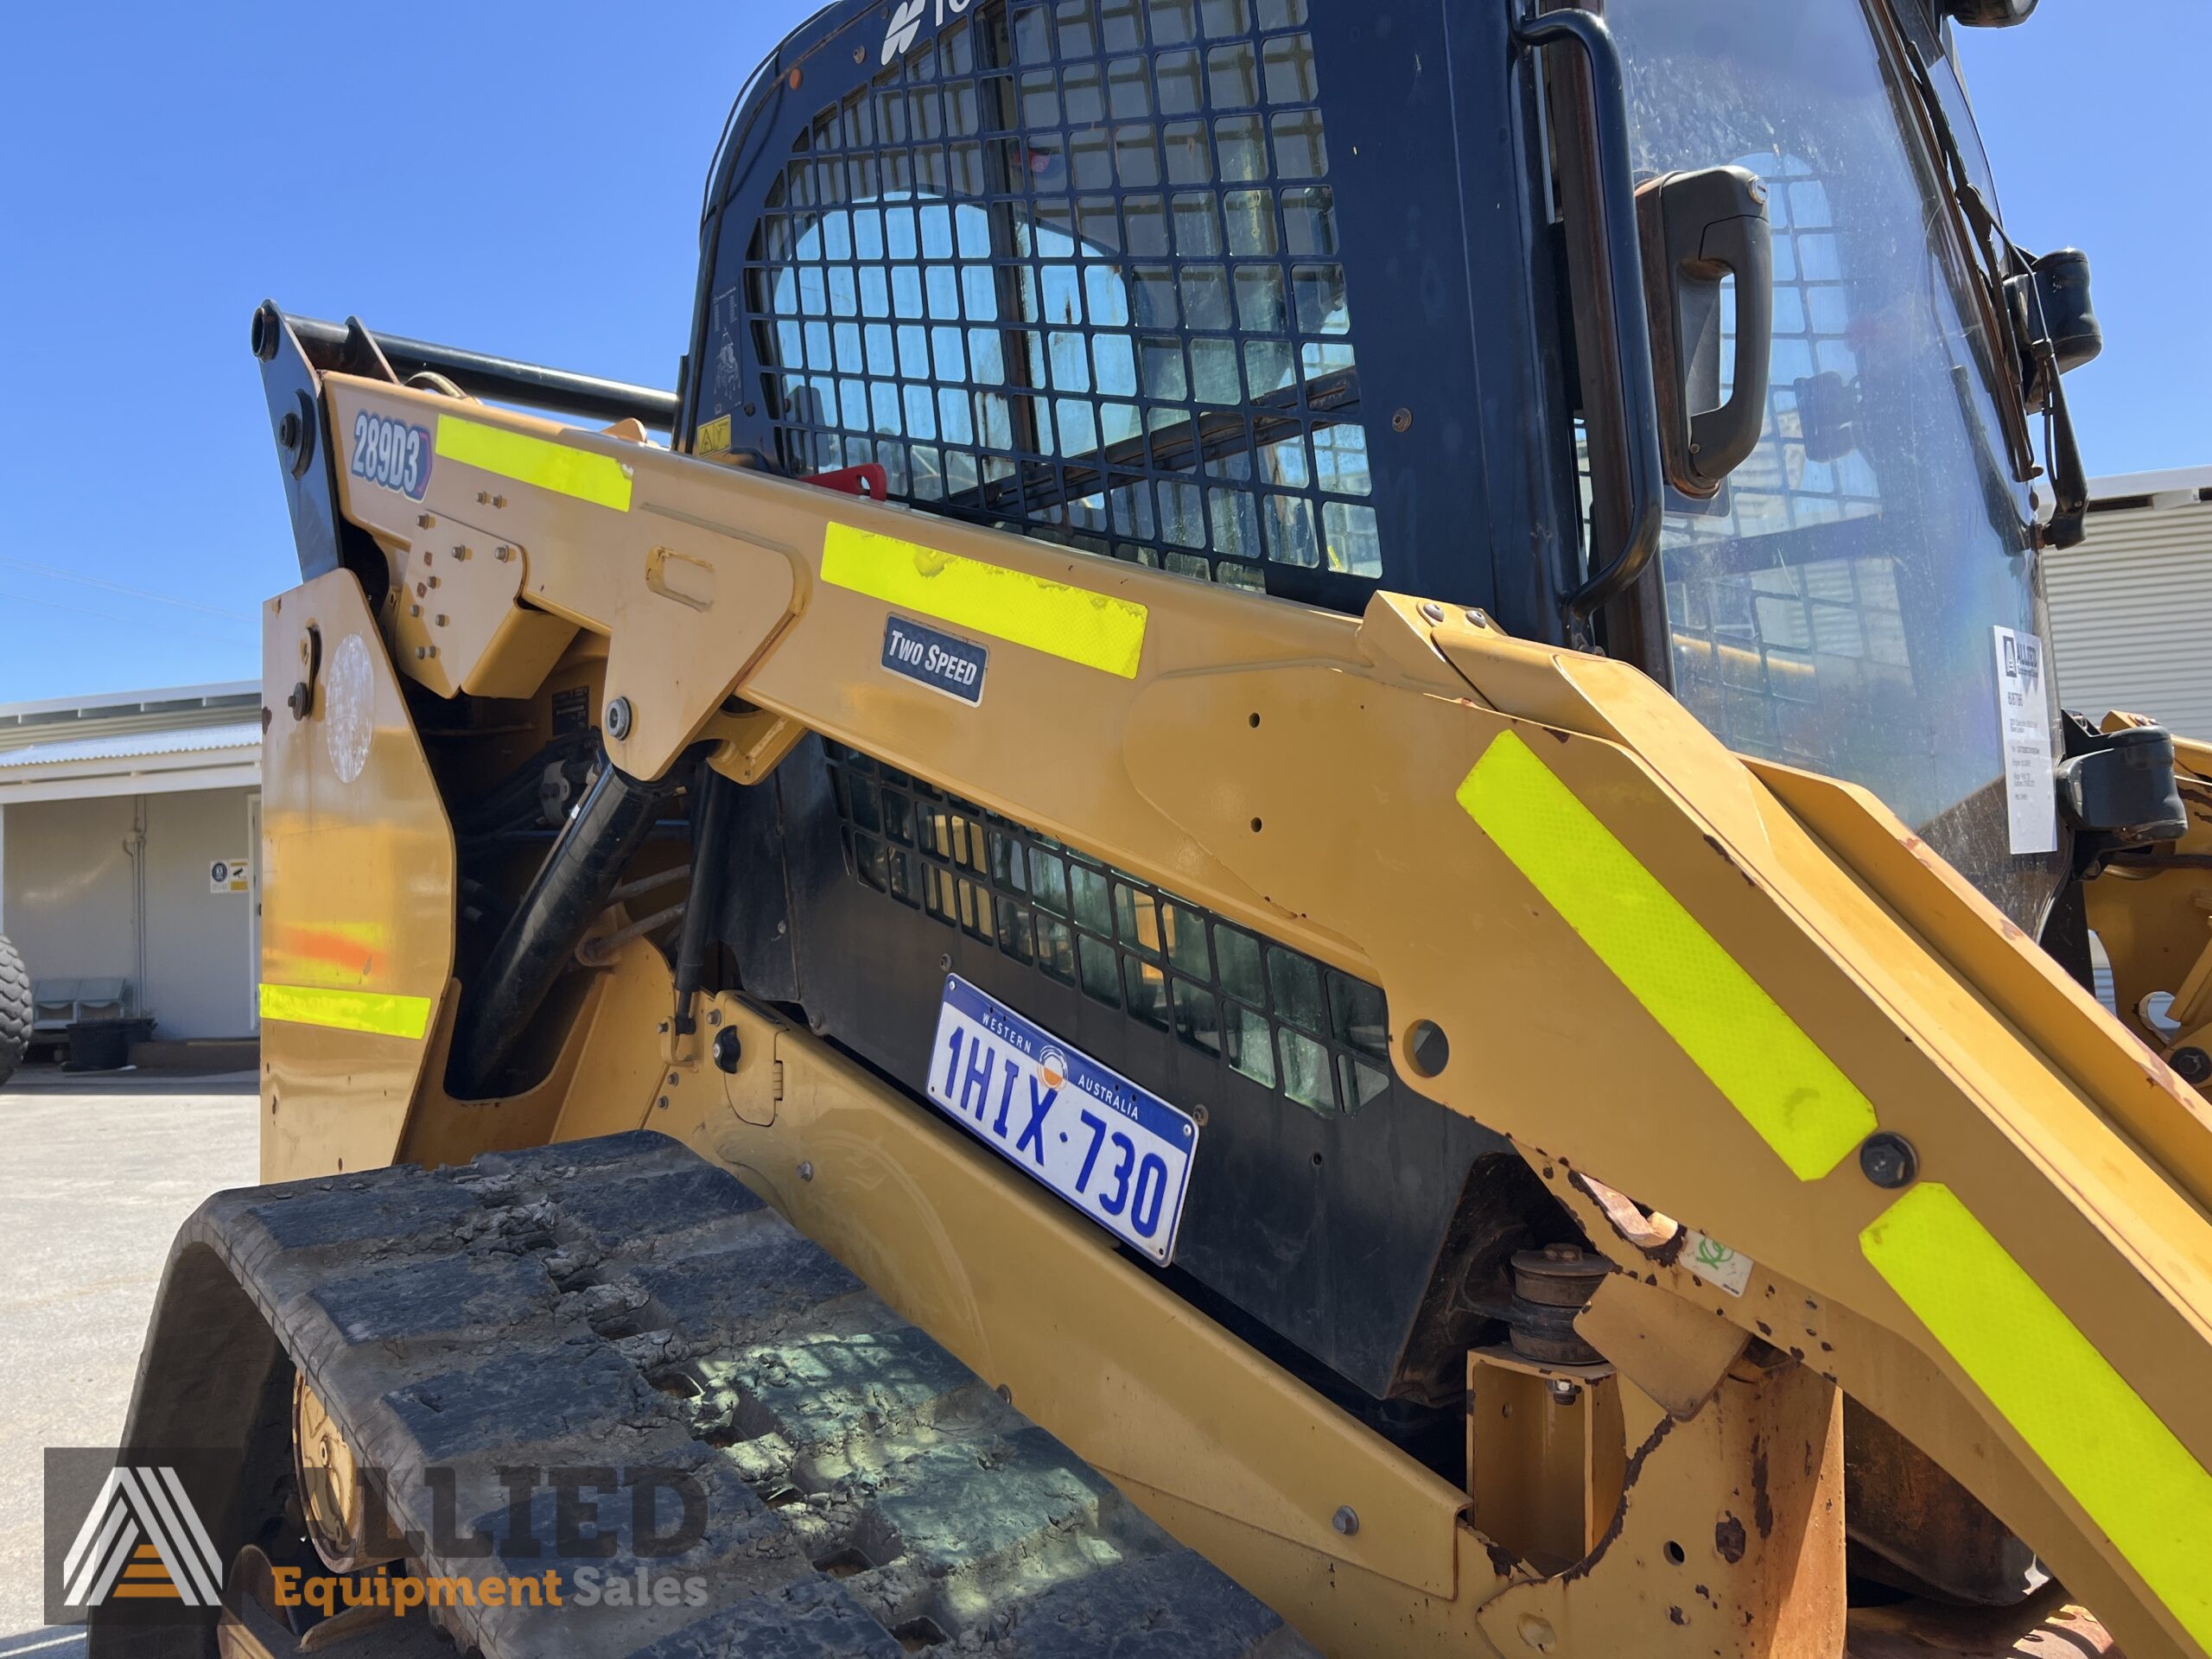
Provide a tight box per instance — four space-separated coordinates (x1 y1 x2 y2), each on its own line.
446 755 683 1099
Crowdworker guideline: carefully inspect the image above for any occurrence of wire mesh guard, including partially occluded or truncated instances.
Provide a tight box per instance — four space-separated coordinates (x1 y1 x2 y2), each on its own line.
826 743 1395 1121
734 0 1387 590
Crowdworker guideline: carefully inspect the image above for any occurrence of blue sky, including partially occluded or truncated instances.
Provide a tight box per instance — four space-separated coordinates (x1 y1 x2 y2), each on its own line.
2 3 2202 704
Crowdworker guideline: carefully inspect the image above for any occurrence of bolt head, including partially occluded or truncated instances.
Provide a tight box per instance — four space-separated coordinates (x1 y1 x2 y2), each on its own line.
797 1160 816 1183
605 696 633 741
1331 1505 1360 1536
287 681 312 721
277 410 302 451
712 1027 742 1074
1859 1131 1920 1190
2173 1046 2211 1085
1418 601 1446 625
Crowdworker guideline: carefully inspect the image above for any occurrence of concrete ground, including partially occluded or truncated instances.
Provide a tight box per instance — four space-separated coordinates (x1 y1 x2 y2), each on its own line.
0 1065 259 1650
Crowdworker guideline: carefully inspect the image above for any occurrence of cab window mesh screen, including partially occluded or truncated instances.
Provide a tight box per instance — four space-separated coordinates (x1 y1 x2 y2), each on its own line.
825 741 1395 1119
741 0 1383 588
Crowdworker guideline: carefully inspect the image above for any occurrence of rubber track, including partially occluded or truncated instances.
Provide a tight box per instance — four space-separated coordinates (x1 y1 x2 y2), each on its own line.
0 934 29 1086
184 1130 1318 1658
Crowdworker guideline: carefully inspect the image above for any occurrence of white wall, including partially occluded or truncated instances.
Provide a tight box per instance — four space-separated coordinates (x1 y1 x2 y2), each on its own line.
143 788 257 1039
0 786 257 1039
1 794 137 989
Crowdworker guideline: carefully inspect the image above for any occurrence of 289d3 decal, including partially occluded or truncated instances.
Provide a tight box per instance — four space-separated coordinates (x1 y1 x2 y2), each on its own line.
350 410 433 501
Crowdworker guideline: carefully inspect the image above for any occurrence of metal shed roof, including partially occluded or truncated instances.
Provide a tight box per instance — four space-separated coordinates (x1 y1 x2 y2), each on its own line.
2045 477 2212 744
0 721 264 772
0 683 262 804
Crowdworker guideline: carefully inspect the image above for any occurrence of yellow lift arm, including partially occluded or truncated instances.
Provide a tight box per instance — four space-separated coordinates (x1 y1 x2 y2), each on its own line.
259 374 2212 1659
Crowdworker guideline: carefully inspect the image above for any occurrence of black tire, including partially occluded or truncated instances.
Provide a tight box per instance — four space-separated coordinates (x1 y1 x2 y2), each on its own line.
0 933 29 1088
99 1131 1317 1658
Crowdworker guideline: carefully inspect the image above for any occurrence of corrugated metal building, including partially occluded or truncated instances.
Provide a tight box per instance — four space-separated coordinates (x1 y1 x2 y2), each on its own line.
2044 467 2212 742
0 683 263 1046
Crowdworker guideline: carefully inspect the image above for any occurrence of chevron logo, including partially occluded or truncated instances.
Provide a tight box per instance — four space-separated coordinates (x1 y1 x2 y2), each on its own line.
60 1465 223 1609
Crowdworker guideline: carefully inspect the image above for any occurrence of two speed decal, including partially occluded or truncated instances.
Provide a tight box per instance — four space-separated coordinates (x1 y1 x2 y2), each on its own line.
350 410 434 502
882 615 987 704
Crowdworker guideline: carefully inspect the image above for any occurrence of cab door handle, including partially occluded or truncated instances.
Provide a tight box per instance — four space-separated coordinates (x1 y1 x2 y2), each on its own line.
1637 166 1776 497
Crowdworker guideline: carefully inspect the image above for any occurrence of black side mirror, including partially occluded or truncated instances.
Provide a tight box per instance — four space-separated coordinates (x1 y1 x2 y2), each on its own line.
1636 165 1774 499
2031 248 2103 376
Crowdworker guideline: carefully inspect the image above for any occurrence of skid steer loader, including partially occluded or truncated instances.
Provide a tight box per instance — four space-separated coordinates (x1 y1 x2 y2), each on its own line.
86 0 2212 1656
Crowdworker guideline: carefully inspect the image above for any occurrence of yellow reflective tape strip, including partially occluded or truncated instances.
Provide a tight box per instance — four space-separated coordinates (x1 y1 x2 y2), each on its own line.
433 415 633 512
1456 730 1876 1179
822 522 1147 679
258 982 432 1039
1863 1184 2212 1648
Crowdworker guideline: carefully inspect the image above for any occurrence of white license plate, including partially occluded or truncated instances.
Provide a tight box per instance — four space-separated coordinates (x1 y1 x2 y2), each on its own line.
925 976 1198 1264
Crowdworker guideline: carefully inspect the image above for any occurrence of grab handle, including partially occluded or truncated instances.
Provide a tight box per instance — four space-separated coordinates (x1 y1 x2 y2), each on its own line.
1638 166 1775 496
1516 10 1663 620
